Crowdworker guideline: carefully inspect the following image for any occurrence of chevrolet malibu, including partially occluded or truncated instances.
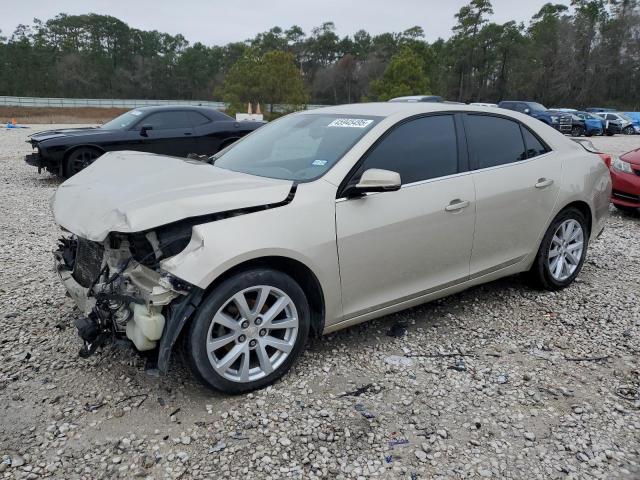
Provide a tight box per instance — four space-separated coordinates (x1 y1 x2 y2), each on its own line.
51 103 611 393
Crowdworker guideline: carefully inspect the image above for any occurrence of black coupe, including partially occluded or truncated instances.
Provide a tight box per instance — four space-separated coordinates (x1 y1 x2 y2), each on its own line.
25 105 264 177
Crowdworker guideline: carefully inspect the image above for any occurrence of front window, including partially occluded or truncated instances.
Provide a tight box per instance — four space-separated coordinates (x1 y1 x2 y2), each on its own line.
527 103 547 112
214 114 381 181
101 110 145 130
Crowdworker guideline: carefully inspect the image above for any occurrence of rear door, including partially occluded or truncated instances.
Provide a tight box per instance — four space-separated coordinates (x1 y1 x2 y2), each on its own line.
463 114 561 277
335 114 476 319
133 110 198 157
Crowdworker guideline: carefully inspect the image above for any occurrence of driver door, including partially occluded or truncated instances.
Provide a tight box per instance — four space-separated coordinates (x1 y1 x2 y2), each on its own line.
131 110 198 157
335 115 476 319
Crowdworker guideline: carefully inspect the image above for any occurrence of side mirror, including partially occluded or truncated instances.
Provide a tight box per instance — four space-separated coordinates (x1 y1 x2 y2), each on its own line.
524 108 531 114
140 124 153 137
345 168 401 197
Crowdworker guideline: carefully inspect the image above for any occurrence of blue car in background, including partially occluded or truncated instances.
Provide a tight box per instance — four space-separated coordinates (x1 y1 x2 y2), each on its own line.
553 108 604 136
623 112 640 132
575 111 605 136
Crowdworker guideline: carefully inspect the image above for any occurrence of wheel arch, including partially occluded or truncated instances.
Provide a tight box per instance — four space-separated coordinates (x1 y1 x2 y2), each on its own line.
61 144 105 176
63 143 105 158
560 200 592 237
202 256 326 337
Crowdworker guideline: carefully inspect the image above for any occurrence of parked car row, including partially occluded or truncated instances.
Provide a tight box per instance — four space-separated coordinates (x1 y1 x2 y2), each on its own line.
389 95 640 137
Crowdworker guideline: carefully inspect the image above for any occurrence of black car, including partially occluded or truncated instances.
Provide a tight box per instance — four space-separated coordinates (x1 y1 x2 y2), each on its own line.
25 106 264 177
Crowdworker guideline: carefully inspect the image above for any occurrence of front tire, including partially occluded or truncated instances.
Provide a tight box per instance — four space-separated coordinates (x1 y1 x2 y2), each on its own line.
64 147 101 178
185 269 310 394
528 208 589 290
623 126 635 135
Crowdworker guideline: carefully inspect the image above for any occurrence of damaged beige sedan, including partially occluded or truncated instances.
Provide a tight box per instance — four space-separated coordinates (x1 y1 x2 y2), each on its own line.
52 103 611 393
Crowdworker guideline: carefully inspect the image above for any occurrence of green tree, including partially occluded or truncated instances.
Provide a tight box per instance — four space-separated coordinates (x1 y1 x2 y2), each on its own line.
368 48 429 100
222 50 307 114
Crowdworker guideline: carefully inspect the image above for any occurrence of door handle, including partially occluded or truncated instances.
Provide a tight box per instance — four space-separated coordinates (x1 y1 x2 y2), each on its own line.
445 199 470 212
184 132 192 136
535 178 554 189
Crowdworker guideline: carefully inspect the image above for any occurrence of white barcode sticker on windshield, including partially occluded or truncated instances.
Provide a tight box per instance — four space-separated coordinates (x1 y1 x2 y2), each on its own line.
328 118 373 128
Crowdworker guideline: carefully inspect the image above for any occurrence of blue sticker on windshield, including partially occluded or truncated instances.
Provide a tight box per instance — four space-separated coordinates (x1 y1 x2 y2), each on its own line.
312 159 328 166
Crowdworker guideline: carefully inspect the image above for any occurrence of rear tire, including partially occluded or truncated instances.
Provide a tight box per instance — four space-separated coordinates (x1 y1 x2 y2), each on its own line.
185 269 310 394
571 126 584 137
64 147 101 178
528 208 589 291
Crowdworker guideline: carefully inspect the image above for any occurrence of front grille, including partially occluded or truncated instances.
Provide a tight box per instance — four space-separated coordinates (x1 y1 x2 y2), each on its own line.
72 238 104 288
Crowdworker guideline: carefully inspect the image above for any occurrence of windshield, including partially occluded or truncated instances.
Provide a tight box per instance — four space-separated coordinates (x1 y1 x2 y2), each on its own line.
101 110 145 130
619 113 633 122
528 103 547 112
214 113 381 181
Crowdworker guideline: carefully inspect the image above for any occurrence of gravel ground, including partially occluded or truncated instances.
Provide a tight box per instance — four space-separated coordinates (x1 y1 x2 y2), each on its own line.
0 125 639 480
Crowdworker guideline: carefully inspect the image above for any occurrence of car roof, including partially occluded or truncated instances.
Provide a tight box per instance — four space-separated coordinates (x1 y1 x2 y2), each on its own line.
130 105 231 117
300 102 511 118
388 95 443 102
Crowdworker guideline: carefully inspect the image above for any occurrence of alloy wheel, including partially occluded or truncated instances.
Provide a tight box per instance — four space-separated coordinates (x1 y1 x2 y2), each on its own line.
205 285 299 383
71 149 99 174
548 219 584 281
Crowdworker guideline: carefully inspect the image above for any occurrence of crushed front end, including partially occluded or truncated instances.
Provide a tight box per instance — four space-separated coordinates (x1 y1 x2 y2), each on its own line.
54 229 197 365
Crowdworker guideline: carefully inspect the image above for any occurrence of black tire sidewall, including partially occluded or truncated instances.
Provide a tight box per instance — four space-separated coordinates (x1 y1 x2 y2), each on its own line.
65 148 99 178
532 208 589 290
186 268 310 394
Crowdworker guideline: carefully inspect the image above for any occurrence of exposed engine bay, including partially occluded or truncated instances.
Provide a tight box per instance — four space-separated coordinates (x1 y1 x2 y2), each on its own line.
54 224 194 358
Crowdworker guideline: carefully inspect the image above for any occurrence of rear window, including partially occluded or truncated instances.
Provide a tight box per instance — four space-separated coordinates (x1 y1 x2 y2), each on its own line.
521 127 549 158
187 111 211 126
464 115 526 169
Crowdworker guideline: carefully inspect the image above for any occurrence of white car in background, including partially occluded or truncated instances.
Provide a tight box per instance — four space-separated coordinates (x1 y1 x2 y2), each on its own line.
470 102 498 108
595 112 638 135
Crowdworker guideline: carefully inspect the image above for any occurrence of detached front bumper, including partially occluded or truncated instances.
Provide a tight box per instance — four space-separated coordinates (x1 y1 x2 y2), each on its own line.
25 152 45 171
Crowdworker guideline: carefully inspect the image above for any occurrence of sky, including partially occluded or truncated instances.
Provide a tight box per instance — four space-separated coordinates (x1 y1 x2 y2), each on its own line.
1 0 572 45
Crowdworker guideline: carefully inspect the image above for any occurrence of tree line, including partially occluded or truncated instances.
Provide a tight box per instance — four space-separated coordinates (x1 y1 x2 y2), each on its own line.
1 0 639 111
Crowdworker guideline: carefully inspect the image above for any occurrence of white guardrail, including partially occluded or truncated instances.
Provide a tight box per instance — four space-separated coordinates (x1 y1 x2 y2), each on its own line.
0 96 325 111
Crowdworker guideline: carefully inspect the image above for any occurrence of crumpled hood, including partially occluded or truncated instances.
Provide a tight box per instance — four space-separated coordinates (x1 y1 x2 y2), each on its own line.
52 151 293 241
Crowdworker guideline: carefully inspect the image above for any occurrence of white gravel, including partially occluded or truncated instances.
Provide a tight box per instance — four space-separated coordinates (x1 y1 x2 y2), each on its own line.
1 125 639 479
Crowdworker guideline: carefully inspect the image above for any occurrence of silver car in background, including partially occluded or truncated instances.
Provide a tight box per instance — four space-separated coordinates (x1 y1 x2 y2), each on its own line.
51 103 611 393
